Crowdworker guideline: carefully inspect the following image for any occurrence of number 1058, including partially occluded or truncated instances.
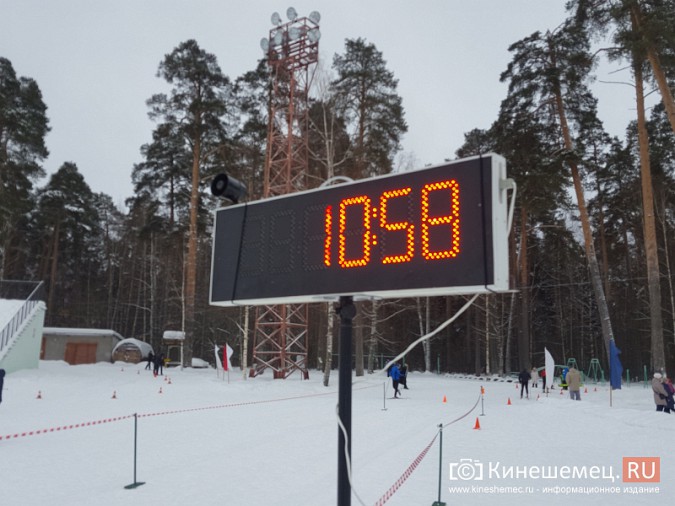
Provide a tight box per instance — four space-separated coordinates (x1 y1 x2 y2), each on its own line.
323 179 461 269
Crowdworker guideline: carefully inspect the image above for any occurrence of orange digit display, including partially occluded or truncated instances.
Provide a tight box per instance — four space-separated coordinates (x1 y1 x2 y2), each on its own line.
379 187 414 264
338 196 372 268
323 205 333 267
420 179 461 260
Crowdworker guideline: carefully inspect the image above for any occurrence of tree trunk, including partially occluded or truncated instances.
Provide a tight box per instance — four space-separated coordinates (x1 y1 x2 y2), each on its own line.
47 220 61 323
323 303 334 386
415 297 432 372
656 195 675 347
354 301 365 377
518 206 530 370
184 132 201 367
632 41 666 373
367 300 379 373
548 35 615 363
424 297 431 371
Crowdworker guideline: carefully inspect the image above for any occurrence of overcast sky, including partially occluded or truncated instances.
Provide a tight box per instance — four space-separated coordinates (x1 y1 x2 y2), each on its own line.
1 1 638 208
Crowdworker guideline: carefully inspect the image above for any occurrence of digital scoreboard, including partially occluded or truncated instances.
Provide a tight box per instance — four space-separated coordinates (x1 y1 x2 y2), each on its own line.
210 154 511 306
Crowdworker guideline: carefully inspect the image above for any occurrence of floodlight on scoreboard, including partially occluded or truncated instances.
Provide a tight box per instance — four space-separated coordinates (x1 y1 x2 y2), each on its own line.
210 154 513 307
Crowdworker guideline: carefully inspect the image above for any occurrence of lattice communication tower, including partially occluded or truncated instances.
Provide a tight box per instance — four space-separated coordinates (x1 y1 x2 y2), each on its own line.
250 8 321 379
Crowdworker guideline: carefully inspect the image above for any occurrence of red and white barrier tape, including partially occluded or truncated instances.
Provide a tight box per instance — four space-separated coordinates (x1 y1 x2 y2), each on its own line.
1 384 377 442
372 393 482 505
373 433 439 506
1 415 133 441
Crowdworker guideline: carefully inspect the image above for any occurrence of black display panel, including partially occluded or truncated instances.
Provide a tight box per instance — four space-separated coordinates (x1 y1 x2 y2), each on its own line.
210 154 509 306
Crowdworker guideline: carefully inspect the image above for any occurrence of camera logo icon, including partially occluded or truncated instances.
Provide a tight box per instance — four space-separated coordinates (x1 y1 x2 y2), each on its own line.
449 459 484 481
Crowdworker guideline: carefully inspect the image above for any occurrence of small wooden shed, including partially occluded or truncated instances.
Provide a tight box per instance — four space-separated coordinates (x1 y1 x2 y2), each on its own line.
42 327 124 365
112 338 154 364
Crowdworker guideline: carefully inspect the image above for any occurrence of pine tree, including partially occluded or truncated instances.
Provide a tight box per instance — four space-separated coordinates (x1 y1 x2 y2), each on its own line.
0 58 50 278
31 162 101 325
500 21 617 366
146 40 232 366
331 38 407 179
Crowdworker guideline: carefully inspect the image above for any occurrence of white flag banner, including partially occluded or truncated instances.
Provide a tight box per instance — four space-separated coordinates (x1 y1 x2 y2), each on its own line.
545 347 555 392
215 344 223 371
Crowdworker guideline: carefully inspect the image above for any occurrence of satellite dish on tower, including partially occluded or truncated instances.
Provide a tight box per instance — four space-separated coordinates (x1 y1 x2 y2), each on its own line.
271 12 282 25
308 11 321 24
286 7 298 21
308 28 321 43
260 38 269 52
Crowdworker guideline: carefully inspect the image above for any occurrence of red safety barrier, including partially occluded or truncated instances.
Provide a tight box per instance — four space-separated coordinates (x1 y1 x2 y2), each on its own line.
0 384 378 443
0 415 133 441
373 432 439 506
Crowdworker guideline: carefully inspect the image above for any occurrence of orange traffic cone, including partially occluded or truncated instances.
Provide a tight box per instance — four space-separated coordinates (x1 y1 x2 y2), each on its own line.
158 387 163 394
36 390 42 399
168 377 172 385
594 387 597 392
442 395 447 403
536 394 540 401
560 389 563 395
112 390 117 399
507 397 512 405
473 417 481 430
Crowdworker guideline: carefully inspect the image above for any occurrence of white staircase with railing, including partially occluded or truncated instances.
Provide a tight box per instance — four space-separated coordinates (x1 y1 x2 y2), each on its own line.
0 281 47 374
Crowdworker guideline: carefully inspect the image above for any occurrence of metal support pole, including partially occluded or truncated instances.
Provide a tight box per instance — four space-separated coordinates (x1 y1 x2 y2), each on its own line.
124 413 145 489
432 424 446 506
382 381 387 411
337 296 355 506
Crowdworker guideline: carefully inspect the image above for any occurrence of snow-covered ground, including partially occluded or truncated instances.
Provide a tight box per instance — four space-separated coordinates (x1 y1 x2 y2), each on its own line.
0 361 671 506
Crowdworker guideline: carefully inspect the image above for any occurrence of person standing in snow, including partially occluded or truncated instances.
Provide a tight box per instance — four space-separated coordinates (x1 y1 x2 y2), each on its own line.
400 363 409 390
154 352 164 376
0 368 5 404
567 367 582 401
652 373 671 413
145 351 154 371
518 369 530 399
389 363 402 398
531 367 539 388
541 368 547 391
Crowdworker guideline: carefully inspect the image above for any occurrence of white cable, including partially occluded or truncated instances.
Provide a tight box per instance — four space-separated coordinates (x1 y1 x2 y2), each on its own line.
380 293 480 375
335 404 367 506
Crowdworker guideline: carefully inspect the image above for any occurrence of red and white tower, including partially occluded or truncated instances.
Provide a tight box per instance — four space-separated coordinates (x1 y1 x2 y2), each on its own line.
250 8 321 379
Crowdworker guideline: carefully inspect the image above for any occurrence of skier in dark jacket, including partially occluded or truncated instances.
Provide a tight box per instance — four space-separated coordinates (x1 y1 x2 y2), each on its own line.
400 364 409 390
0 368 5 404
145 352 154 371
390 363 402 398
153 352 164 377
518 369 530 399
